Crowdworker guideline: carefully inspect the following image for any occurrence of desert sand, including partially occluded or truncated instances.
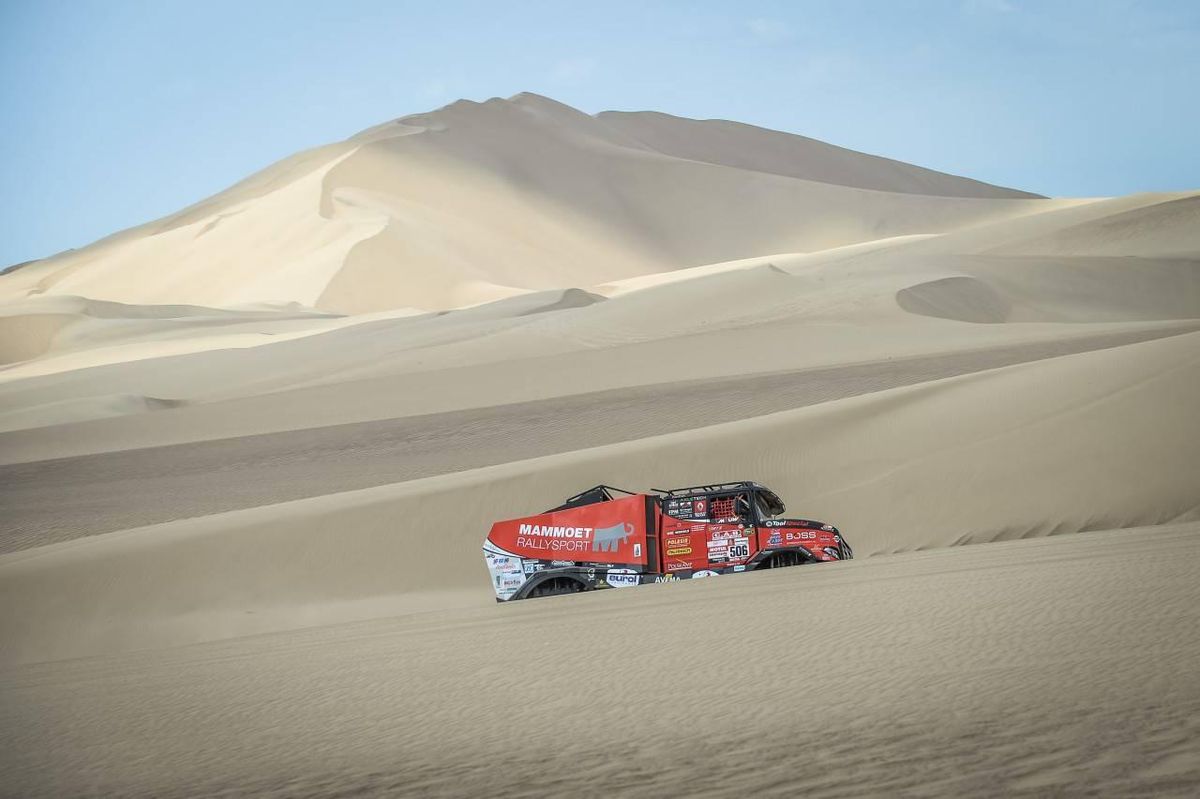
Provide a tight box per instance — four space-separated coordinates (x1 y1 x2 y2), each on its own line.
3 523 1198 797
1 93 1198 796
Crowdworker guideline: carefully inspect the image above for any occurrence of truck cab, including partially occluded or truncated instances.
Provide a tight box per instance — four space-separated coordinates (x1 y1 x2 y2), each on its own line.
657 482 851 574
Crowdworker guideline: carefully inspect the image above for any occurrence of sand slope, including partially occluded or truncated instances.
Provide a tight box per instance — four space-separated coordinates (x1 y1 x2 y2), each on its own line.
2 523 1197 797
595 108 1043 198
0 324 1193 552
3 330 1196 665
1 189 1194 441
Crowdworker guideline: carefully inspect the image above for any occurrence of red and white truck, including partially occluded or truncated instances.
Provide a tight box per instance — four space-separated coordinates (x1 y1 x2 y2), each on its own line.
483 482 852 601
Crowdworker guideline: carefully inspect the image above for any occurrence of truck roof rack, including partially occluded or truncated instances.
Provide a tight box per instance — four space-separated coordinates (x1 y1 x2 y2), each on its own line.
654 481 766 496
654 481 785 516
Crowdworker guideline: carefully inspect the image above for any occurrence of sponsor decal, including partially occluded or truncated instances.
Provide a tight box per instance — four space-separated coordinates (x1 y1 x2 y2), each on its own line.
665 560 691 572
733 565 746 572
764 520 787 527
518 523 592 538
692 570 719 579
708 529 741 540
514 520 634 554
593 522 633 553
654 574 681 583
665 537 690 548
785 530 817 542
550 559 575 567
522 562 543 574
706 539 729 549
665 499 699 519
605 568 640 589
486 552 528 599
666 546 692 556
767 532 782 546
517 535 590 553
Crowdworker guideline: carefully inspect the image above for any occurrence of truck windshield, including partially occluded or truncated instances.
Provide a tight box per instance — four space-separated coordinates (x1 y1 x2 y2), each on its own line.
755 494 778 519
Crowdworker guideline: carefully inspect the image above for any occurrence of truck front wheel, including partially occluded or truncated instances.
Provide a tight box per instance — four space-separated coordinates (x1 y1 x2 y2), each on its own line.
759 550 804 569
529 577 586 598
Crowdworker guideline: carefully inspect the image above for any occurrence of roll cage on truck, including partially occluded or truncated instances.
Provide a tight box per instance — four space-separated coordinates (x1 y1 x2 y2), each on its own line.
483 482 852 601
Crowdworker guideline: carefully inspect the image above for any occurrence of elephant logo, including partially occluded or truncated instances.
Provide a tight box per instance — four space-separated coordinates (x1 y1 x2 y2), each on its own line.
593 522 634 552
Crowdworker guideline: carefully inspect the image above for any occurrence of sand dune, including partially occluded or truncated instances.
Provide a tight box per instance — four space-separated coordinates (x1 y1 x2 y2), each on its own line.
0 324 1194 551
3 330 1196 664
2 523 1197 797
0 295 344 371
897 255 1200 323
994 193 1200 257
1 92 1198 796
1 187 1193 439
0 94 1066 314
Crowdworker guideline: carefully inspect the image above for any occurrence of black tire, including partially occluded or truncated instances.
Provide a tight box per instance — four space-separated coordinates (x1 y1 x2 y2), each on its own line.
529 577 586 598
759 550 804 569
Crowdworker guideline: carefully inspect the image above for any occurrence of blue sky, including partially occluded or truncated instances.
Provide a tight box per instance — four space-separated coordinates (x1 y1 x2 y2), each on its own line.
1 0 1197 267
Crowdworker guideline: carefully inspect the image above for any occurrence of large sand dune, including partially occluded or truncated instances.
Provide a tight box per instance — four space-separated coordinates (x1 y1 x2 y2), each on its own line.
1 93 1198 795
0 93 1065 314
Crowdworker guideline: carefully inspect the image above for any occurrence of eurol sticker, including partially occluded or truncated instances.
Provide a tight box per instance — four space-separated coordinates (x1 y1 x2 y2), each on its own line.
606 568 639 589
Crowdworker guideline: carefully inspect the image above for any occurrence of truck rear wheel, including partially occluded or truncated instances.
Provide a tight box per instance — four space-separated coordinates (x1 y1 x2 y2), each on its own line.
529 577 586 598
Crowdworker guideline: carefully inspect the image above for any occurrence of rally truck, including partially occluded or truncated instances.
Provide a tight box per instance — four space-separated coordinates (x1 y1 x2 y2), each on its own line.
483 482 851 601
